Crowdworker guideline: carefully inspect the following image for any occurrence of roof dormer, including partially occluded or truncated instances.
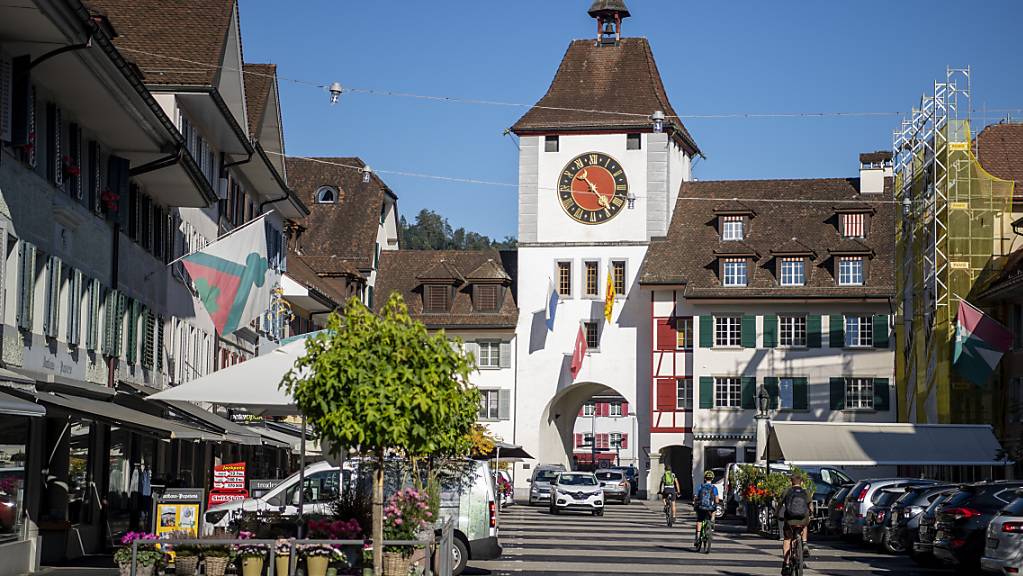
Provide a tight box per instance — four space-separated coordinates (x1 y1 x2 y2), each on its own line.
416 260 464 314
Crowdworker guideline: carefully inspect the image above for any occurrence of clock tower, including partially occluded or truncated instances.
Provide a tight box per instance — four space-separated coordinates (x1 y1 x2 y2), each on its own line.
510 1 700 495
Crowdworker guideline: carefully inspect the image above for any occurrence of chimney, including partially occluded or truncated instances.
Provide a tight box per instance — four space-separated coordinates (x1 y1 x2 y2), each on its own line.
858 151 893 194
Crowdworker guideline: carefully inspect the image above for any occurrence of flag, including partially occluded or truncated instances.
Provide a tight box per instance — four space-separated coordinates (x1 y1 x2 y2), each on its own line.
180 216 275 336
570 324 588 380
545 277 559 331
954 299 1013 386
604 270 616 323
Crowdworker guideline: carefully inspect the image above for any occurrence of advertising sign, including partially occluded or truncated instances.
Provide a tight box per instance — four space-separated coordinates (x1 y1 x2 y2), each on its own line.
249 478 281 499
208 462 248 507
153 488 204 538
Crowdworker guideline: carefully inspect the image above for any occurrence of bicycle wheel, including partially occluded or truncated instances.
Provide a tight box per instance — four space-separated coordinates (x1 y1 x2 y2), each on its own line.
665 504 673 527
703 522 712 554
792 536 803 576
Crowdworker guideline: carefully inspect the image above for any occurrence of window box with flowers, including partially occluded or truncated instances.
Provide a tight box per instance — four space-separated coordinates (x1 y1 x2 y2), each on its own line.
112 532 165 576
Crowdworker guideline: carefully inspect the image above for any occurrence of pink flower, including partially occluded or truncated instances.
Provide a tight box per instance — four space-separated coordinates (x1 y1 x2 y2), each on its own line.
394 518 403 526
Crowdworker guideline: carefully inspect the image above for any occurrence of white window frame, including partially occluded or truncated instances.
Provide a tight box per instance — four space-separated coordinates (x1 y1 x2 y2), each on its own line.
610 432 623 448
583 403 595 417
845 378 874 409
583 260 600 298
476 341 501 369
844 315 873 347
609 402 622 417
714 377 742 408
779 315 807 347
677 377 693 410
714 316 742 347
722 259 747 287
780 258 805 286
838 257 864 286
556 260 572 299
584 320 600 350
721 217 744 241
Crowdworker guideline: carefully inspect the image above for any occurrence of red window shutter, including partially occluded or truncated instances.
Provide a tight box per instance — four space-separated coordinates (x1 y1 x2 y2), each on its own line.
656 318 676 351
575 433 582 447
601 402 610 417
622 401 629 416
599 434 609 449
578 406 584 417
622 434 628 449
656 378 677 411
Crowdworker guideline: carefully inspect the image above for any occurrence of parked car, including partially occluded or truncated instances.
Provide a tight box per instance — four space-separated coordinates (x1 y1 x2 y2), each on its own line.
825 484 854 536
885 485 955 555
594 469 631 504
549 471 604 516
527 464 565 506
933 481 1023 572
842 478 936 541
863 488 908 547
914 489 956 566
609 465 639 496
982 490 1023 574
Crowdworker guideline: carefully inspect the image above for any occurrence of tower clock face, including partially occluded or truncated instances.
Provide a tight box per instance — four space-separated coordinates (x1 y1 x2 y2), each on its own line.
558 152 628 225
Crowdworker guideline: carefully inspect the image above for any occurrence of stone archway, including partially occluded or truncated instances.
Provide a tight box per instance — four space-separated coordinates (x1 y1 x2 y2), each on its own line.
536 381 626 470
656 445 694 499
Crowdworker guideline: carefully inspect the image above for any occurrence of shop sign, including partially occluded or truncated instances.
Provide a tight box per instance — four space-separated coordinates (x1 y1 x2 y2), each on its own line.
249 478 280 499
154 488 204 537
208 462 248 507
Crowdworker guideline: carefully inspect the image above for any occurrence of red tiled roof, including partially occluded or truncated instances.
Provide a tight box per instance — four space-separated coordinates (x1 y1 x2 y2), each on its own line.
977 123 1023 187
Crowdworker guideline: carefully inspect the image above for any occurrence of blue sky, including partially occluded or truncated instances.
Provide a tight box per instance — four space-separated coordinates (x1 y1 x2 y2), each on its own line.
240 1 1020 241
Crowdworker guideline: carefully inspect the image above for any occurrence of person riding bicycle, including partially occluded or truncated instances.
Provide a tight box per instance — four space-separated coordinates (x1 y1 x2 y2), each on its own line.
693 470 720 548
659 469 681 521
776 474 811 575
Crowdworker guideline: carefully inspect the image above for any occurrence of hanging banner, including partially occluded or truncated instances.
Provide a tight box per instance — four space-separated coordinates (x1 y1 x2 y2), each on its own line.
153 488 204 538
208 462 248 507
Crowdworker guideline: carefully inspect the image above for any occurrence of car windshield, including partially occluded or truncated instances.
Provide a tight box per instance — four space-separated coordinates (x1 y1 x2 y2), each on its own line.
1002 496 1023 516
535 470 560 482
926 491 956 514
559 474 598 486
894 490 921 507
595 472 622 481
845 481 868 502
874 490 902 506
831 486 851 504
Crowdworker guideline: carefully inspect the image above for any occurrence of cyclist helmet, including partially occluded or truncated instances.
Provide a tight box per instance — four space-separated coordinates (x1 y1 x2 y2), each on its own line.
704 470 715 481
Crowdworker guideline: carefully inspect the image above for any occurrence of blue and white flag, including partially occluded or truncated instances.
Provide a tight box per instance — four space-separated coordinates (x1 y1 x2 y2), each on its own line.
545 277 559 331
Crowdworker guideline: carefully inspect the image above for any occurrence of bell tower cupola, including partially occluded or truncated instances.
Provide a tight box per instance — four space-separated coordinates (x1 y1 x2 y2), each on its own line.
588 0 630 45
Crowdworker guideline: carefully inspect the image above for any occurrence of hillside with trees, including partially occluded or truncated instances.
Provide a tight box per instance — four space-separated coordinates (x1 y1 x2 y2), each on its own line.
400 209 517 250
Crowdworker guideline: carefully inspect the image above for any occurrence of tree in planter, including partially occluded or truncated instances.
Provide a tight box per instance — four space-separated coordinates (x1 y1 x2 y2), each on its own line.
282 293 480 575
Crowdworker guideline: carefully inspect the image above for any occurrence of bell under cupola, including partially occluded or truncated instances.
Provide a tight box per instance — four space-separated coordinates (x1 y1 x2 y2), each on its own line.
588 0 630 45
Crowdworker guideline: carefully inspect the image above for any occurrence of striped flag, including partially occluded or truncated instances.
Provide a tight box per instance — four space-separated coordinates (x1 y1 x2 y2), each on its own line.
954 299 1013 386
604 270 615 323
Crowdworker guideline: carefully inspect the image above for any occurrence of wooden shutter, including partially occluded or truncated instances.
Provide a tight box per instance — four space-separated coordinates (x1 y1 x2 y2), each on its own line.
499 341 511 368
68 122 81 199
656 378 676 411
699 315 713 348
829 314 845 348
741 377 756 409
424 285 449 312
656 318 676 351
793 378 809 410
830 377 846 410
763 376 779 409
67 269 81 345
622 401 629 416
873 378 890 411
763 315 777 348
0 51 11 142
42 255 59 338
464 342 480 365
45 103 62 189
741 315 756 348
873 314 889 348
16 242 34 331
698 376 714 409
87 141 101 213
498 389 511 420
85 280 99 350
621 434 628 449
156 316 165 372
10 55 29 147
125 300 139 364
806 315 822 348
575 433 583 448
102 288 119 356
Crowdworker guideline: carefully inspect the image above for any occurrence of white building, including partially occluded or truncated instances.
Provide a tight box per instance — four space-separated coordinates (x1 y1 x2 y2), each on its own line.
571 395 639 470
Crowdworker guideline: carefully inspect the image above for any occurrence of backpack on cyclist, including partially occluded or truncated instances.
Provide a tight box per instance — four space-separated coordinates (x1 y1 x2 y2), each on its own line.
783 486 810 520
661 471 676 490
696 483 716 511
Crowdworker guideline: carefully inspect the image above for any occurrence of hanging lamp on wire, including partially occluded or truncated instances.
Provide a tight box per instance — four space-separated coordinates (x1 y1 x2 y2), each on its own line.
329 82 343 105
362 166 372 183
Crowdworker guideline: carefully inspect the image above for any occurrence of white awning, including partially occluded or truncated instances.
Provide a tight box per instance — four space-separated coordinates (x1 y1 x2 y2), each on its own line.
766 422 1009 467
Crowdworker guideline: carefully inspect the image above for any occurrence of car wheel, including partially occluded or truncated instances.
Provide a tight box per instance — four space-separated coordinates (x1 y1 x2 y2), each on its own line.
550 506 559 515
595 508 604 517
451 536 469 576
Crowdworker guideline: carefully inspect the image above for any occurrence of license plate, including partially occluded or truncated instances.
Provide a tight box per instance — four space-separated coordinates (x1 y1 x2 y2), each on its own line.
989 538 999 549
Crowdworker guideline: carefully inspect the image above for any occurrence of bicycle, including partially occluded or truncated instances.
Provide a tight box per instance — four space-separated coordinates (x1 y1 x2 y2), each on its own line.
663 492 676 527
786 527 805 576
697 512 713 554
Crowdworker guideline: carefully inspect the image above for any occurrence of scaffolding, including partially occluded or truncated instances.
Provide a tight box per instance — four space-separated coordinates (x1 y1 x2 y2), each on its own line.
894 67 1015 425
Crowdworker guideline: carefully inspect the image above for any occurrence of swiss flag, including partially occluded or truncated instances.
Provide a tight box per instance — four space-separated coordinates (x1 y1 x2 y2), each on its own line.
570 325 588 380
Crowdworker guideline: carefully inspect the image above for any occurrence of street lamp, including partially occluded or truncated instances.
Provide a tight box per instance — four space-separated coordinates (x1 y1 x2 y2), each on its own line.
328 82 343 105
651 110 665 133
755 386 771 474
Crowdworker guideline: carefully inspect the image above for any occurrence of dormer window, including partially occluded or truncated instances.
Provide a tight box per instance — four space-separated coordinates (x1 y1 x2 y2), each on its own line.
424 284 451 313
838 257 865 286
721 258 748 287
840 213 867 238
474 284 501 312
721 216 745 241
316 186 337 204
779 257 806 286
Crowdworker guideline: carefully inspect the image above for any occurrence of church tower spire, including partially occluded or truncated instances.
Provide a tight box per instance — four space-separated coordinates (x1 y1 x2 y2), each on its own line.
588 0 630 45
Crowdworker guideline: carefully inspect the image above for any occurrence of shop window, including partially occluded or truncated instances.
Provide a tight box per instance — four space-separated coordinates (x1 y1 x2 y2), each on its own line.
0 417 29 542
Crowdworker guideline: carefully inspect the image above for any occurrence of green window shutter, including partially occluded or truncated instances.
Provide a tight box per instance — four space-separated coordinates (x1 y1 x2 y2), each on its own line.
741 377 756 409
699 315 713 348
873 314 889 348
698 376 714 409
873 378 890 411
125 300 138 364
102 289 116 356
829 314 845 348
142 308 155 370
793 378 809 410
807 315 821 348
763 315 777 348
115 292 127 357
830 377 846 410
156 316 164 372
763 376 779 409
741 315 756 348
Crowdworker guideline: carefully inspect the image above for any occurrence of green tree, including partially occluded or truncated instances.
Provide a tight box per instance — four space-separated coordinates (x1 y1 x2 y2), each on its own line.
400 208 517 250
282 293 480 574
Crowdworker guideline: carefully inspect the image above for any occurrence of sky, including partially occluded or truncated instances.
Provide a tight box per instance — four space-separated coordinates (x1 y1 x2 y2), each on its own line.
239 1 1021 241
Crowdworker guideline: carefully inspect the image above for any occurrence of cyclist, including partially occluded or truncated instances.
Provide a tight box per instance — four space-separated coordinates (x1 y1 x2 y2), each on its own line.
660 468 681 521
776 474 811 575
693 470 720 549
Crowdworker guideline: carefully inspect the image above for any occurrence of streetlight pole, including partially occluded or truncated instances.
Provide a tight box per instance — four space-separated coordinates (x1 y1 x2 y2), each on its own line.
590 402 596 472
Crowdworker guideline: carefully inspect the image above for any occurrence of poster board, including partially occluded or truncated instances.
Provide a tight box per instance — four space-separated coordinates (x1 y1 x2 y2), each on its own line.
208 462 248 507
153 488 204 538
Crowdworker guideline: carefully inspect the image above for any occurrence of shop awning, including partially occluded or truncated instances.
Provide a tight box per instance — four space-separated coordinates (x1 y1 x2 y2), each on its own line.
160 400 269 447
23 391 225 442
242 425 312 455
766 422 1009 467
0 389 45 417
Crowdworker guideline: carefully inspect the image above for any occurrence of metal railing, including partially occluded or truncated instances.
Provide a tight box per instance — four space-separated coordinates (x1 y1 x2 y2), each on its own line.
129 519 455 576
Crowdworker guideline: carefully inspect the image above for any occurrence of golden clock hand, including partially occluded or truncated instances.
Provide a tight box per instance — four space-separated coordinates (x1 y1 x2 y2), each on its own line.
576 170 611 207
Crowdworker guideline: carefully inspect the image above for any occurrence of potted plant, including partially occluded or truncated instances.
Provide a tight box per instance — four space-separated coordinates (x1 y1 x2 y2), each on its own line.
235 542 269 576
299 544 335 576
202 544 234 576
274 539 293 576
113 532 162 576
171 543 201 576
381 488 435 576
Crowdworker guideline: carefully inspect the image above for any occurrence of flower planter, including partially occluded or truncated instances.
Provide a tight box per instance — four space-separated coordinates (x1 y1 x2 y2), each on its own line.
175 555 200 576
382 552 412 576
117 564 154 576
275 554 291 576
204 556 232 576
306 555 330 576
241 556 265 576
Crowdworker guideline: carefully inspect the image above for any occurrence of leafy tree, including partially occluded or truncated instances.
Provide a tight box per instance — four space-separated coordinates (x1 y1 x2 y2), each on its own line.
401 209 517 250
282 293 479 574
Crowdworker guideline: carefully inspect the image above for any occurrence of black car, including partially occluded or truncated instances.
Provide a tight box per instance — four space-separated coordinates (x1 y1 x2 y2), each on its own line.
933 481 1023 572
826 484 854 536
885 485 955 555
914 489 955 565
863 488 905 546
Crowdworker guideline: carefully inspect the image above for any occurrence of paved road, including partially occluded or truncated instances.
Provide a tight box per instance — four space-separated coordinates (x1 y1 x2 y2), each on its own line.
468 501 946 575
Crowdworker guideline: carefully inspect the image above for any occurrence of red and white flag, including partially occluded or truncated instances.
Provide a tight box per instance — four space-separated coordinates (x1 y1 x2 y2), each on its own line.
570 325 587 380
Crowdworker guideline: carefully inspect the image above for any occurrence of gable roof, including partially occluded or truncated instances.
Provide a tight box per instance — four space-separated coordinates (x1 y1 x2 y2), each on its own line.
374 250 518 329
511 38 699 156
85 0 235 87
976 123 1023 190
639 178 895 299
284 253 346 307
286 157 395 271
243 63 274 138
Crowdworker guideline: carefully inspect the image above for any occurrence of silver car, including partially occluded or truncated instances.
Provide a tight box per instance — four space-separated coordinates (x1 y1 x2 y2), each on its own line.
595 469 631 504
528 465 564 506
842 478 936 540
983 492 1023 574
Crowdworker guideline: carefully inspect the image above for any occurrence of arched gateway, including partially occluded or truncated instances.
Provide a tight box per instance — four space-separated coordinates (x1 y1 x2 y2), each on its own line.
508 1 700 498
